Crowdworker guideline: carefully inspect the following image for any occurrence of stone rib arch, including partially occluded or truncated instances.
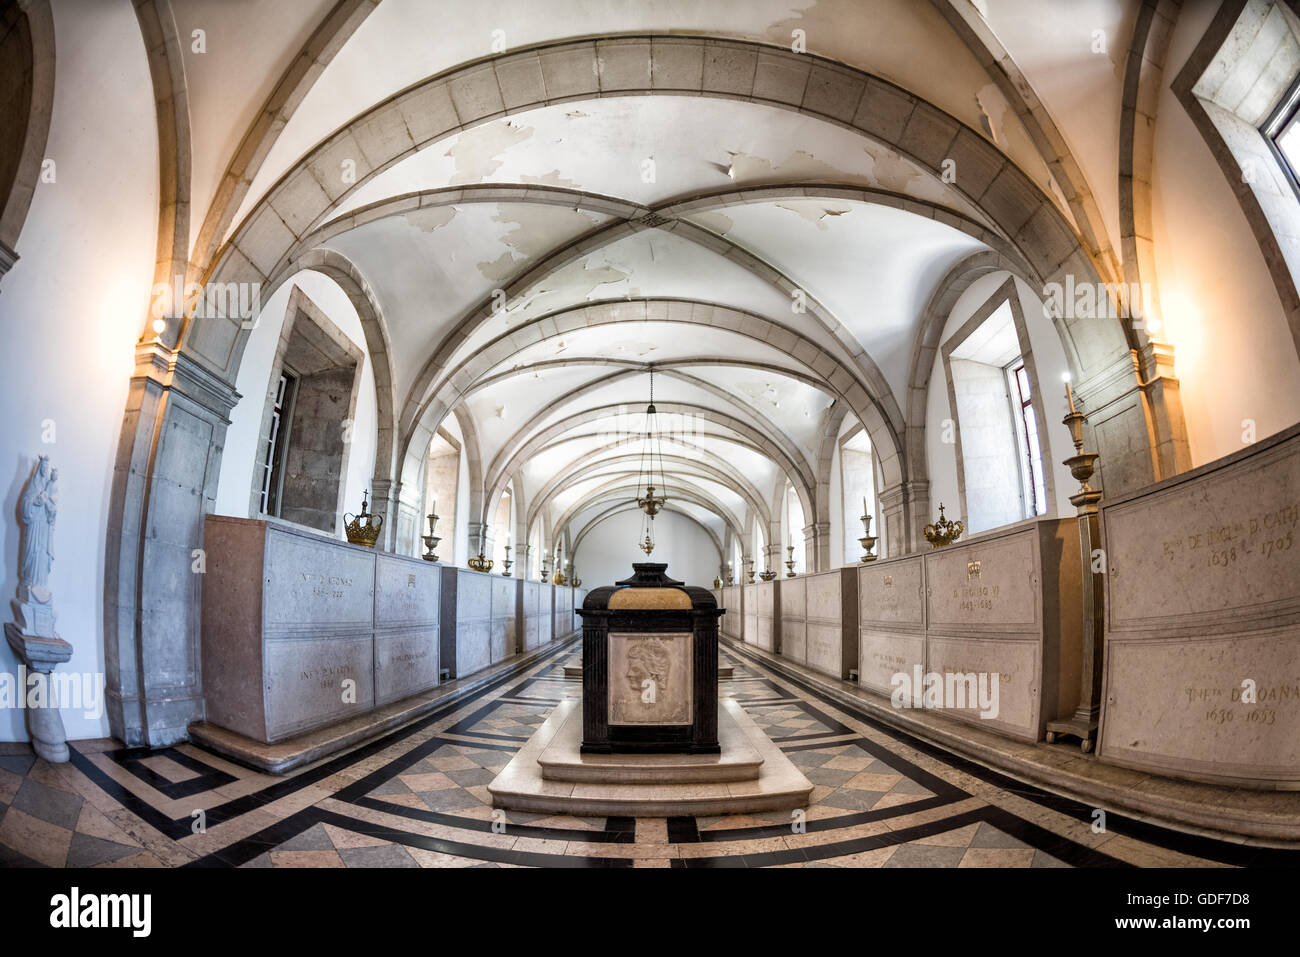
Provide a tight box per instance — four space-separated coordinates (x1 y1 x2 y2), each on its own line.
549 478 744 551
188 35 1124 412
475 401 816 557
0 0 55 281
481 365 816 499
526 451 771 539
396 298 903 519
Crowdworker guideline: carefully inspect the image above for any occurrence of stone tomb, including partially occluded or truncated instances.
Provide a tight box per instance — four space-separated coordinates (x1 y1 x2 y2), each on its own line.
1098 422 1300 788
856 517 1083 742
742 579 777 651
779 567 859 680
489 563 812 816
199 516 440 743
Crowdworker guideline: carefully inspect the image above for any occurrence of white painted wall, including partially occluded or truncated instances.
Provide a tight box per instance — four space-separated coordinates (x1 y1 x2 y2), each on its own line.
1151 1 1300 464
573 510 720 590
214 269 378 542
0 0 159 741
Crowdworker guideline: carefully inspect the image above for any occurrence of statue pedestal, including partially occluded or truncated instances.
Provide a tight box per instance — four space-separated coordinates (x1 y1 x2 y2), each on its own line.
4 624 73 763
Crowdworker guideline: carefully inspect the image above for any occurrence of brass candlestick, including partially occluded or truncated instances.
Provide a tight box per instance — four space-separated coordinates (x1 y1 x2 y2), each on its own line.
502 544 512 576
1045 394 1105 753
743 558 755 584
421 511 441 563
859 505 877 563
785 544 796 578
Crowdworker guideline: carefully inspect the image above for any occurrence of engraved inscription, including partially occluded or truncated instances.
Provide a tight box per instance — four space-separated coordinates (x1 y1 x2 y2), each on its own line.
1160 502 1298 571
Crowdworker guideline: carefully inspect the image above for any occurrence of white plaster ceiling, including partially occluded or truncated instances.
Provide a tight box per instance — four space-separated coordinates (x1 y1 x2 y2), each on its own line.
229 0 1059 225
694 199 988 399
173 0 1122 551
173 0 336 252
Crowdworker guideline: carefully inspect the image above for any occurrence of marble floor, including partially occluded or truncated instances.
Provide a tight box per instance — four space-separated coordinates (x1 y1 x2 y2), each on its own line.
1 636 1297 868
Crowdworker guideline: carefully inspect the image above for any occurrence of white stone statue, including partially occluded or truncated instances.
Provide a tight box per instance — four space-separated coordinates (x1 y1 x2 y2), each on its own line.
7 455 73 762
18 455 56 606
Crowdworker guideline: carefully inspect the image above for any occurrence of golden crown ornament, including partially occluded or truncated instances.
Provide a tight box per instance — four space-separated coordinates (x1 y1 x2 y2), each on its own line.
344 492 384 548
924 503 963 548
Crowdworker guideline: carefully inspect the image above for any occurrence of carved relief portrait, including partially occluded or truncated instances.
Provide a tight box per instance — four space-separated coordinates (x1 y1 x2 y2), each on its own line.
608 632 692 726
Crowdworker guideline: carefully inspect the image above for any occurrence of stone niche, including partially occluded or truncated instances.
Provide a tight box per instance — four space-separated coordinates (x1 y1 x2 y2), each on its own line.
779 568 859 680
199 516 440 743
439 567 518 679
1098 422 1300 788
857 517 1083 742
742 580 777 651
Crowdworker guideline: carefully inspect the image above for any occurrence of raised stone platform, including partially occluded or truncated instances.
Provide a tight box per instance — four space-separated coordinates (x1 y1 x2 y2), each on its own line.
488 697 812 816
539 701 763 784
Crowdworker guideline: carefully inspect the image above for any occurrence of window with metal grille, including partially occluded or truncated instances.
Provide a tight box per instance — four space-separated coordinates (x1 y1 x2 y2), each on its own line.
1007 361 1046 517
259 371 297 516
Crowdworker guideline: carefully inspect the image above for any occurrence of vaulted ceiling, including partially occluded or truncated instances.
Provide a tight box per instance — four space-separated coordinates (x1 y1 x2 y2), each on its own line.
172 0 1130 556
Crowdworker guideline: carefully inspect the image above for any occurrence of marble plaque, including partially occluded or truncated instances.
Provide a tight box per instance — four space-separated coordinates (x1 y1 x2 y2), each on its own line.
782 620 807 663
807 623 842 678
926 635 1039 740
264 634 374 740
859 630 926 697
456 618 492 677
1104 438 1300 631
263 527 374 635
859 557 924 628
374 627 440 706
1100 628 1300 781
925 529 1039 633
375 554 439 627
608 632 693 726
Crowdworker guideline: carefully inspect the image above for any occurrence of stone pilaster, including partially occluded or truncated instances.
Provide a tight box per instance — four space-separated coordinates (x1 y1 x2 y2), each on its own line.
877 480 929 558
802 521 829 572
369 477 398 552
1137 340 1193 480
104 341 240 748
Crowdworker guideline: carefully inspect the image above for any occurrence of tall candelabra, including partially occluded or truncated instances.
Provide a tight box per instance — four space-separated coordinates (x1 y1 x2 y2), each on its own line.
502 544 513 576
785 544 796 578
859 497 877 562
1045 377 1105 753
421 511 441 562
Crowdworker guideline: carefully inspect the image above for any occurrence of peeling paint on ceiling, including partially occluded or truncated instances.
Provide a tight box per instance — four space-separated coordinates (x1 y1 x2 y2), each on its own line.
861 143 921 193
975 83 1008 149
725 149 853 185
774 200 853 231
690 210 734 235
402 205 457 233
444 120 534 186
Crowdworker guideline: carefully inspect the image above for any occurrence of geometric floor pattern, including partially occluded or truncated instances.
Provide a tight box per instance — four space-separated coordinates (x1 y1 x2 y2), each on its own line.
2 636 1298 868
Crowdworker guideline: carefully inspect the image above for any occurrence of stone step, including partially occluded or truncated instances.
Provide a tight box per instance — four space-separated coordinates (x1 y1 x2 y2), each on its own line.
488 698 813 817
539 704 763 784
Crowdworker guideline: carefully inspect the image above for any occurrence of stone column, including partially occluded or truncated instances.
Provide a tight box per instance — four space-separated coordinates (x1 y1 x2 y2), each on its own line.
105 342 240 747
